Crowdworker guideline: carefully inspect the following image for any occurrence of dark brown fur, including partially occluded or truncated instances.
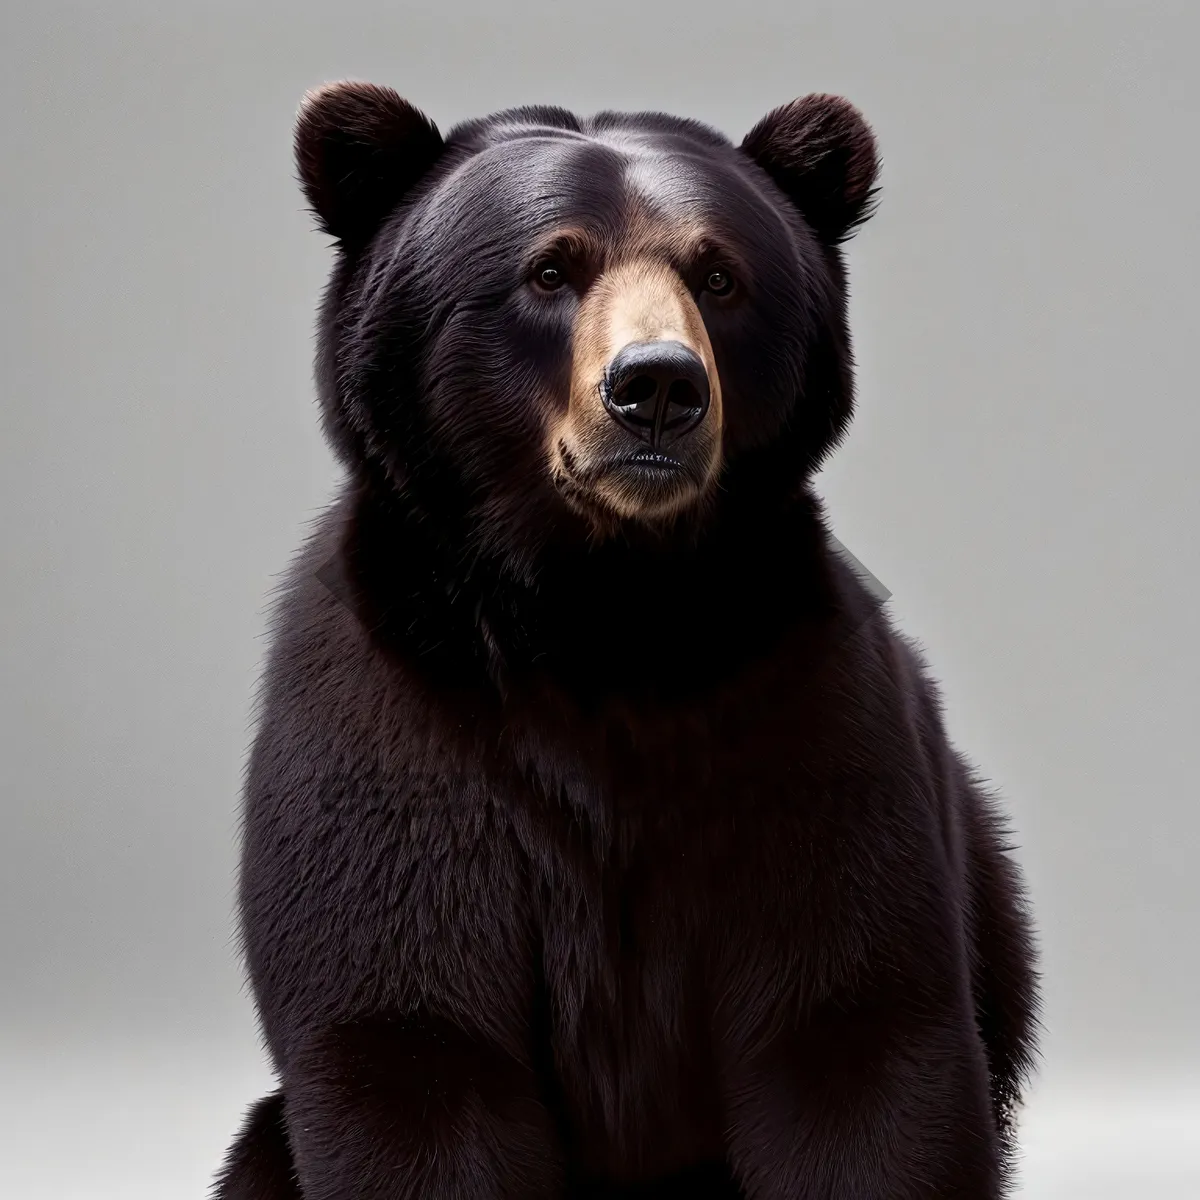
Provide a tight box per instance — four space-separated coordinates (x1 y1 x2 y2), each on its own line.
214 83 1039 1200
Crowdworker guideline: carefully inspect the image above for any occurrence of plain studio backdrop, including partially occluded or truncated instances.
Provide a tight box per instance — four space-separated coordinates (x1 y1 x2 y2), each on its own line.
3 2 1197 1196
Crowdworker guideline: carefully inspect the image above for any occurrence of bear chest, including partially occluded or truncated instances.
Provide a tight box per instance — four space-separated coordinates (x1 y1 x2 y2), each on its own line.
538 837 728 1181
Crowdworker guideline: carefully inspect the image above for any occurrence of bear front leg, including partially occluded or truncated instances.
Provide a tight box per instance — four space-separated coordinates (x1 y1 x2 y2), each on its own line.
720 1002 1005 1199
212 1092 301 1199
281 1013 565 1200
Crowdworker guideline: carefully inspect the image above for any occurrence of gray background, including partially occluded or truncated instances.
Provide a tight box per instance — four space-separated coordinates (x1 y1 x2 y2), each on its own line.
3 1 1198 1196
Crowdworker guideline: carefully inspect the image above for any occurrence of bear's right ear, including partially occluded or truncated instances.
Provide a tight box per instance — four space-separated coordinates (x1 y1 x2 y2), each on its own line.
294 81 444 247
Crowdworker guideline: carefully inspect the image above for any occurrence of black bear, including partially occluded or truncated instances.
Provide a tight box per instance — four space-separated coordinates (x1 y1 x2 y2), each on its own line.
214 81 1039 1199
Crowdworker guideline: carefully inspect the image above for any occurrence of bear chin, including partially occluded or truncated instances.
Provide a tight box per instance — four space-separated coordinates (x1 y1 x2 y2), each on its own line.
551 456 716 533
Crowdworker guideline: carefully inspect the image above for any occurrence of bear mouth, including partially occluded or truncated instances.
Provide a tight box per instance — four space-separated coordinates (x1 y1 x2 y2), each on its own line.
553 438 715 525
604 450 689 474
560 443 697 486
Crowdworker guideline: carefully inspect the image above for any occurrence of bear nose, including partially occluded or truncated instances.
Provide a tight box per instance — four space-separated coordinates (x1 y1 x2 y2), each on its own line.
601 340 710 448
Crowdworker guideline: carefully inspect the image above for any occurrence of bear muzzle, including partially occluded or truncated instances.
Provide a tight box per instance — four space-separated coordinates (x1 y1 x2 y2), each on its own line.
548 257 724 527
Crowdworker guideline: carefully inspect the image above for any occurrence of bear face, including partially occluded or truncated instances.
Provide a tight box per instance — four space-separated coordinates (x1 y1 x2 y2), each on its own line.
296 84 878 568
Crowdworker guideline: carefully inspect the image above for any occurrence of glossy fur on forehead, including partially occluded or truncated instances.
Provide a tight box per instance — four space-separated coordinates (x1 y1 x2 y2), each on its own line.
438 105 808 264
444 104 734 152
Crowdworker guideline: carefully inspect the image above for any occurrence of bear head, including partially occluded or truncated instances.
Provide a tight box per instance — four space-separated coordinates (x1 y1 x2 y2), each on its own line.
293 83 879 685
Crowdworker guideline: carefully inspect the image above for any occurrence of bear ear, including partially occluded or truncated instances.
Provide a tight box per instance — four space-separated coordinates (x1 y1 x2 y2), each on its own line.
740 94 879 245
294 81 444 246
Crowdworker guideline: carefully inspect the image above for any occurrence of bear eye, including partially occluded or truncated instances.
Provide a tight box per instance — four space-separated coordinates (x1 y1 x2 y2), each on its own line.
704 268 735 297
534 262 566 291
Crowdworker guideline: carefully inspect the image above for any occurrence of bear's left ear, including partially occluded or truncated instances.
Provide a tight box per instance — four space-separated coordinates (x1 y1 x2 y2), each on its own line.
294 81 445 247
740 94 879 245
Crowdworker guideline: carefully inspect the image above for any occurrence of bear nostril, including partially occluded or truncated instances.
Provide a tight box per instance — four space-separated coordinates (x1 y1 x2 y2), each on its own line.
664 379 702 426
621 375 659 409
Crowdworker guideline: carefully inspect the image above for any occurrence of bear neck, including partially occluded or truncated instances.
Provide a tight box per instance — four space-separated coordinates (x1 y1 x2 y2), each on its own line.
334 467 849 705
